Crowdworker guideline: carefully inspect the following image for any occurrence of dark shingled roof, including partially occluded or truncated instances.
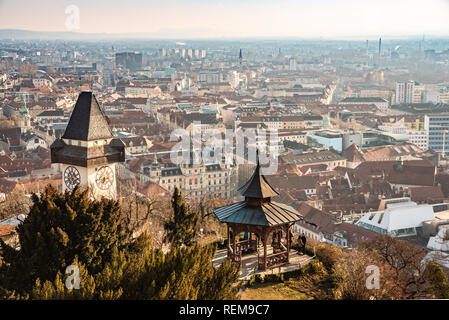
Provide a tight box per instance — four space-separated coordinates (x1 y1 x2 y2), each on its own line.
213 201 302 226
237 161 279 198
213 158 302 226
62 92 113 141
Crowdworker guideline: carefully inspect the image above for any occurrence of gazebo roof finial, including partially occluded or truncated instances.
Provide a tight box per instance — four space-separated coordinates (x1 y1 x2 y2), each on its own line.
237 148 279 199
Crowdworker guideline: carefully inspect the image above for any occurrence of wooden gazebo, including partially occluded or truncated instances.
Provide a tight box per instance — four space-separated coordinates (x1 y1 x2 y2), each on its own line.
213 161 303 270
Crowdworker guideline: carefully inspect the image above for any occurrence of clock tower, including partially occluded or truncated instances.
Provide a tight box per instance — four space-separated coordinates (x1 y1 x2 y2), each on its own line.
50 92 125 200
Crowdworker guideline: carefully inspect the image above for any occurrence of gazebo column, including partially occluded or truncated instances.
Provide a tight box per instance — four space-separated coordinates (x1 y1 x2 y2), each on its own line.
278 231 282 248
232 227 237 262
263 232 268 270
226 224 230 259
286 225 290 262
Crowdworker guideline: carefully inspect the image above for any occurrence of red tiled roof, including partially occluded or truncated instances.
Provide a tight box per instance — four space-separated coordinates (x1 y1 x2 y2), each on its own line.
0 225 16 239
410 186 445 202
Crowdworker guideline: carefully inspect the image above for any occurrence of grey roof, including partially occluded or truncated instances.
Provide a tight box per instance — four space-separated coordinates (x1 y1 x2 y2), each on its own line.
205 164 222 172
280 150 346 165
340 97 387 103
213 200 302 226
183 113 218 125
50 138 125 167
237 161 279 198
161 167 182 176
37 110 64 117
62 92 113 141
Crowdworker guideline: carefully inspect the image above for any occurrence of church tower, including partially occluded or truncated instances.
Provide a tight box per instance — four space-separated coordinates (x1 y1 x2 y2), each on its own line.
50 92 125 200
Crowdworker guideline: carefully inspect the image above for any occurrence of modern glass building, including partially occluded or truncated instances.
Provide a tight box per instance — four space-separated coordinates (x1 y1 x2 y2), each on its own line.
425 114 449 155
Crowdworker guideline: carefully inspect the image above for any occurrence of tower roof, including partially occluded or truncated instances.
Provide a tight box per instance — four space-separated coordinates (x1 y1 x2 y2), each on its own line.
237 161 279 199
19 96 29 118
62 92 113 141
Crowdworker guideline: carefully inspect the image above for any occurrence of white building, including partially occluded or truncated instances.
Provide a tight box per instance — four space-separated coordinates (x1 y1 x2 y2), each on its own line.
427 225 449 251
289 58 297 71
422 90 440 104
142 160 236 200
406 130 429 150
24 134 48 150
395 80 415 104
378 123 407 135
406 81 416 104
32 78 52 88
198 71 222 84
356 200 436 237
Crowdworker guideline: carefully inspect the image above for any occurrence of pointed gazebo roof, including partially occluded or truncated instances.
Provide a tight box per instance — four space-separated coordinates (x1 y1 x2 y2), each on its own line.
213 159 302 227
237 161 279 198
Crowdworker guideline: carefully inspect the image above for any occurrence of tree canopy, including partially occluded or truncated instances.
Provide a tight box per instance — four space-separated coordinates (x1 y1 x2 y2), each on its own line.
0 185 239 300
164 187 199 248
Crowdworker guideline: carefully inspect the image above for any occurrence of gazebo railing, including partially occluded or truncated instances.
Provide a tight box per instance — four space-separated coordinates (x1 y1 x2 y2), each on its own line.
228 239 258 262
258 250 288 270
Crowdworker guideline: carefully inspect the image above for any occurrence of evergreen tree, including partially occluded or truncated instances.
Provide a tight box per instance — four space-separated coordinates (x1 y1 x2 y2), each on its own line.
164 188 199 247
29 238 240 300
0 185 240 300
423 262 449 299
0 185 125 296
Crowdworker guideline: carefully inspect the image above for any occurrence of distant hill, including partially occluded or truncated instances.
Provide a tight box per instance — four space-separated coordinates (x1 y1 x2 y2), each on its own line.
0 29 238 41
0 29 160 40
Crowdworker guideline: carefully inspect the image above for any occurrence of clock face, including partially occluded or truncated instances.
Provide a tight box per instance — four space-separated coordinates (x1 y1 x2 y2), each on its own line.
64 166 81 190
95 166 114 190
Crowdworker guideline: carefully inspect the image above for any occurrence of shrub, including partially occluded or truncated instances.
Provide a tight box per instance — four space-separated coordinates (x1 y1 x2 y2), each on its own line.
302 259 327 276
264 274 283 283
315 244 342 271
282 268 303 280
247 275 256 287
254 274 263 284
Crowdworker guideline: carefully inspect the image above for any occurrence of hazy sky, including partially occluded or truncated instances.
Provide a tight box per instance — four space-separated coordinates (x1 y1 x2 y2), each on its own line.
1 0 449 38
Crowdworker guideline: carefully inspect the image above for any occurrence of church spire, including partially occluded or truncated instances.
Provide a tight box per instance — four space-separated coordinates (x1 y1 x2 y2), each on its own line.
19 95 29 119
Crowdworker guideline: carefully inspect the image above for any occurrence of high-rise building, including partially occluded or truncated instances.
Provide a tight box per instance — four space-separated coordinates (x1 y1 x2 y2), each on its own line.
289 58 297 71
395 80 415 104
425 114 449 155
406 81 415 104
378 37 382 56
115 52 142 71
395 82 405 104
